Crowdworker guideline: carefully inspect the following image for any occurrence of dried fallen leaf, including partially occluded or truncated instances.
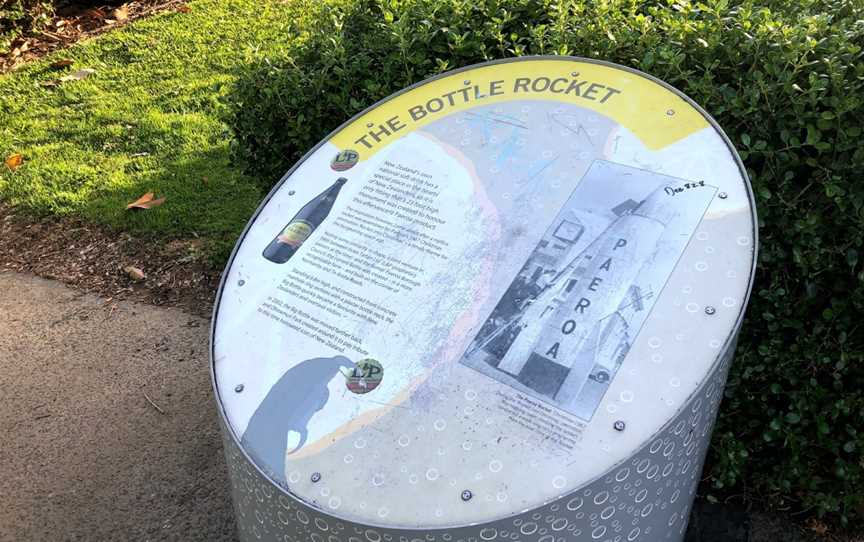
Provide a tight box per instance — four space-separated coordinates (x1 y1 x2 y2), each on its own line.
124 266 146 281
50 59 74 69
113 6 129 21
806 519 828 536
126 192 166 210
4 153 23 170
177 5 192 13
12 40 30 57
59 68 95 82
85 8 106 20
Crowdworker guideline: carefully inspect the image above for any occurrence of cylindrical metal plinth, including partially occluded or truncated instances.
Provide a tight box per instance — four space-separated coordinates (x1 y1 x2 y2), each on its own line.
211 57 757 542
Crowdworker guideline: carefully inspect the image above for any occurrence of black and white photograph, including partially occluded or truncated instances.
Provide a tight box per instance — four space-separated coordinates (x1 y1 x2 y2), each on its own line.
460 160 717 420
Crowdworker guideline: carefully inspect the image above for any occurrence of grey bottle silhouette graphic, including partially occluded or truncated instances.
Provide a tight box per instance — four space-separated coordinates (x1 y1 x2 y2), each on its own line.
241 355 354 486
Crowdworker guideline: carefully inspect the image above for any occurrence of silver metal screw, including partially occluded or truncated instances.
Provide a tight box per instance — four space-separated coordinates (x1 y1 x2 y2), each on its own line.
237 279 245 287
461 490 473 501
463 80 471 85
666 109 675 116
234 384 244 393
288 190 296 196
571 72 580 77
718 192 728 199
311 472 321 483
705 306 716 315
614 420 626 432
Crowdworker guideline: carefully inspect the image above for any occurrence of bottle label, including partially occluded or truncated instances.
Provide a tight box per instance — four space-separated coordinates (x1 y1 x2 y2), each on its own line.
277 221 313 248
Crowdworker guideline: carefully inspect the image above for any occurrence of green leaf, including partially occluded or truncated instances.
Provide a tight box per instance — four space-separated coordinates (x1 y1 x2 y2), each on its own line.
806 124 821 145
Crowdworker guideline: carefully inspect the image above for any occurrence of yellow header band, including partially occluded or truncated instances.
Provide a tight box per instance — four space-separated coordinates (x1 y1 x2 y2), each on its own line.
330 59 709 161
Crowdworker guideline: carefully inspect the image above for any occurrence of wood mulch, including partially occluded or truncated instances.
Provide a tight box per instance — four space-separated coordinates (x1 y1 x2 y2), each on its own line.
2 2 222 313
0 203 222 318
2 0 191 74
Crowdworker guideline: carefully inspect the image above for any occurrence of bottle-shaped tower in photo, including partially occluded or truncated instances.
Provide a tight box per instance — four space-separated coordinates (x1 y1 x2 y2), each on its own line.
262 177 347 264
497 183 679 405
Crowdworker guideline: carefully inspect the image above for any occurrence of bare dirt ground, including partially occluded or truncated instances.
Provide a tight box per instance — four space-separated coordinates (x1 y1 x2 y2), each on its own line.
2 0 192 74
0 203 220 318
0 272 236 541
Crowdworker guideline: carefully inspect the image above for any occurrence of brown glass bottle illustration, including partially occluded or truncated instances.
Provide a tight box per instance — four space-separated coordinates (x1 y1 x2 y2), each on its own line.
262 177 347 263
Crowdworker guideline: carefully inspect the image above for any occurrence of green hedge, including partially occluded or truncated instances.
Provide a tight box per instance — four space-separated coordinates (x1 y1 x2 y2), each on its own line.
227 0 864 524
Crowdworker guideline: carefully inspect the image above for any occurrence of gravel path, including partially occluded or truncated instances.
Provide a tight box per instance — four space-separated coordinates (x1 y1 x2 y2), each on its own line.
0 272 235 541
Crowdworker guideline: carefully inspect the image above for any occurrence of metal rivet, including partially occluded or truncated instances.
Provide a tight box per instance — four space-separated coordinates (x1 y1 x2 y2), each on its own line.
614 420 626 432
463 80 471 85
311 472 321 483
666 109 675 116
237 279 245 287
288 190 296 196
705 306 716 315
366 122 374 128
461 490 473 501
234 384 244 393
718 192 728 199
571 72 580 77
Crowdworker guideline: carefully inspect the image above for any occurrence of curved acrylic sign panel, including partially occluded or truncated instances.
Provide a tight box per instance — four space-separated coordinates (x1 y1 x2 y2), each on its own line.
212 57 756 528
